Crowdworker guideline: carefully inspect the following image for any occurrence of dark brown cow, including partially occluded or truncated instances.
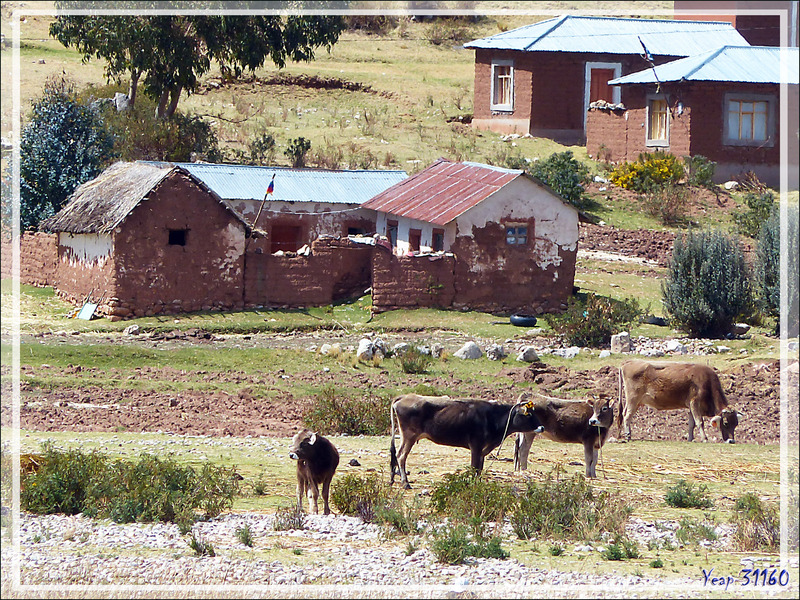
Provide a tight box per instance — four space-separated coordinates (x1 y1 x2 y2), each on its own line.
289 429 340 515
617 360 741 443
389 393 545 489
513 396 615 478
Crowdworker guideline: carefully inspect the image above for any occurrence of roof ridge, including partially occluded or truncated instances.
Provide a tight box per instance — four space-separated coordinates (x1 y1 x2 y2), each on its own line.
524 14 568 51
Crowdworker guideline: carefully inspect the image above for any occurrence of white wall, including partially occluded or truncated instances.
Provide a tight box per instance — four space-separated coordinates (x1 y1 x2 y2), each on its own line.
59 233 113 266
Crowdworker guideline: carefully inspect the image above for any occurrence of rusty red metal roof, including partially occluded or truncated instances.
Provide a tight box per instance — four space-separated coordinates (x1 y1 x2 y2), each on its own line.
362 159 522 226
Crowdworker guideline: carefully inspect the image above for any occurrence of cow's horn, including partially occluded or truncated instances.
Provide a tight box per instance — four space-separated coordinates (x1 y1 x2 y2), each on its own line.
309 432 317 445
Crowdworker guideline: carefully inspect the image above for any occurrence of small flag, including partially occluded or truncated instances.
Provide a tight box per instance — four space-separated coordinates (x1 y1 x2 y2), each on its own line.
266 174 275 196
638 36 653 63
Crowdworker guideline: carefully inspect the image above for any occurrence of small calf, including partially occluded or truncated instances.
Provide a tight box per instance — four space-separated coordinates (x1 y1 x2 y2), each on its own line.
513 396 615 478
289 429 339 515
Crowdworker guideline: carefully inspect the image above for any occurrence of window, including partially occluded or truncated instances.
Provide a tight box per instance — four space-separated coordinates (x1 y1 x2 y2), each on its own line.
491 61 514 111
347 226 366 236
271 225 302 253
647 97 669 146
168 229 187 246
432 229 445 252
409 229 421 252
726 97 771 145
506 225 527 246
386 220 398 247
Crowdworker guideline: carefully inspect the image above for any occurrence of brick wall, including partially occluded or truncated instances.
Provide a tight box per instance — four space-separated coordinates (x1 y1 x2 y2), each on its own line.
0 232 58 287
371 245 456 313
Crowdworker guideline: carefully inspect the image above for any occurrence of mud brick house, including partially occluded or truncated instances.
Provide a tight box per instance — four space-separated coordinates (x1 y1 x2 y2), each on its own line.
586 46 799 188
464 15 749 144
362 159 579 315
40 161 252 318
167 162 407 253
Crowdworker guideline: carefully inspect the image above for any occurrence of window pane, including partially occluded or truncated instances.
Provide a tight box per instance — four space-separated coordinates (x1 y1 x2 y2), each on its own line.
754 102 768 141
493 65 512 107
648 99 667 141
741 114 753 140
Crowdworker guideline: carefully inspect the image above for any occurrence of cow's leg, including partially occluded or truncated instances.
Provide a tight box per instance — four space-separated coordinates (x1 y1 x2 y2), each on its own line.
296 477 306 512
584 441 598 478
620 401 639 441
687 410 696 442
470 445 485 474
514 431 536 471
690 403 709 442
321 477 332 515
396 435 418 490
308 480 320 514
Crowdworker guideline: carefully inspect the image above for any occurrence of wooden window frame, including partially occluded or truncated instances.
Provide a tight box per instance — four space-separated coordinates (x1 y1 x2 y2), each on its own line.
724 93 775 147
646 95 669 147
490 60 514 112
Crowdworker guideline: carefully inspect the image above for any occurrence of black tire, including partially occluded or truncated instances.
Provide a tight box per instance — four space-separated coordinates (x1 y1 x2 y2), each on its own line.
510 314 537 327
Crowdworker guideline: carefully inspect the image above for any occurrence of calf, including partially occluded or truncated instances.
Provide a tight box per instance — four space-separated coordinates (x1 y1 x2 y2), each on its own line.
289 429 339 515
617 360 740 443
389 393 544 489
513 396 615 478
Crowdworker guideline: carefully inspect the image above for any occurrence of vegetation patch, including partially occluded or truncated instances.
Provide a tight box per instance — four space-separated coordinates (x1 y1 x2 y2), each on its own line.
302 384 390 436
544 292 643 347
664 479 714 509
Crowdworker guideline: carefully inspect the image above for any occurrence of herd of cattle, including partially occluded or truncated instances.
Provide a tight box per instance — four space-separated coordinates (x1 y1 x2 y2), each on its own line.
289 360 741 513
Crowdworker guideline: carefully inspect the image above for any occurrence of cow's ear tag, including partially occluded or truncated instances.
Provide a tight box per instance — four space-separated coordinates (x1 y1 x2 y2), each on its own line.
309 433 317 445
710 416 721 429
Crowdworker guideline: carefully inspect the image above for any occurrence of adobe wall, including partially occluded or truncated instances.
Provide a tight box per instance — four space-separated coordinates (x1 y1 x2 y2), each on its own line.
111 172 247 317
371 245 456 313
0 232 58 287
449 222 575 315
244 237 372 308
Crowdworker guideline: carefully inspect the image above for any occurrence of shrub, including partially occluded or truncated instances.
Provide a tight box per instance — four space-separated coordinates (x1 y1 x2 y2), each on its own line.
650 558 664 568
375 495 425 536
509 471 631 541
428 521 509 564
675 516 718 546
734 190 776 238
664 479 713 509
398 345 435 374
187 533 215 557
756 205 799 337
235 523 254 547
429 469 515 532
273 505 307 531
609 151 683 193
285 136 312 168
548 543 565 556
661 230 753 338
544 293 643 347
682 155 716 188
641 183 689 225
331 472 391 517
731 493 778 551
303 384 390 436
602 534 639 560
528 150 591 207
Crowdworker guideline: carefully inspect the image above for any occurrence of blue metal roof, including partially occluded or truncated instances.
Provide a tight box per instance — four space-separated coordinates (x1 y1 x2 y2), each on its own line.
156 162 408 205
609 46 800 85
464 15 750 57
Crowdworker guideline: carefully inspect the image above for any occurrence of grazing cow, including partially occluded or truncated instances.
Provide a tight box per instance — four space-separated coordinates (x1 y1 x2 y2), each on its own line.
617 360 740 443
389 393 545 489
513 396 615 478
289 429 339 515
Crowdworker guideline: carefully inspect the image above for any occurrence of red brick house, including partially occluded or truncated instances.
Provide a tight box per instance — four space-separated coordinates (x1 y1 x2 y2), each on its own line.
464 15 749 144
674 1 799 47
586 46 799 188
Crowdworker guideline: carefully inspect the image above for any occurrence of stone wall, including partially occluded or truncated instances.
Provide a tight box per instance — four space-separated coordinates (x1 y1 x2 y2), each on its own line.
0 232 58 287
371 245 456 313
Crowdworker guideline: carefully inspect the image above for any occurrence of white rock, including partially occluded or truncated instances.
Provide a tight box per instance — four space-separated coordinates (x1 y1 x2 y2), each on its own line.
357 338 374 361
731 323 751 336
599 350 611 359
123 325 140 335
517 346 540 362
724 181 739 190
454 342 482 360
611 332 631 353
664 340 687 354
716 345 731 353
641 348 665 357
486 344 506 361
563 346 581 359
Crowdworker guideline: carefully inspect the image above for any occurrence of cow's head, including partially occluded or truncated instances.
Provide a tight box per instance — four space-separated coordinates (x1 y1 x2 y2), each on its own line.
587 396 615 429
289 428 318 460
513 396 545 434
711 408 740 443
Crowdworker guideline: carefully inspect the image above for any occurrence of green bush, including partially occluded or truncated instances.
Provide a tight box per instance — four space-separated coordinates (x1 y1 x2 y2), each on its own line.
187 533 215 557
303 384 390 436
682 155 716 188
609 151 683 193
397 345 435 375
331 472 391 517
675 516 718 546
664 479 714 509
273 504 307 531
650 558 664 568
731 493 778 551
375 495 424 536
509 471 631 541
528 150 591 207
602 534 639 560
429 469 515 532
235 523 254 547
735 191 776 238
641 183 689 225
285 136 312 168
661 230 753 338
756 205 799 336
544 293 643 347
428 521 509 564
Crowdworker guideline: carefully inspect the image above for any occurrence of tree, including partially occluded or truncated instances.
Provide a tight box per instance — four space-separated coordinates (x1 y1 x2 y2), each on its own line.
20 77 116 231
50 15 345 119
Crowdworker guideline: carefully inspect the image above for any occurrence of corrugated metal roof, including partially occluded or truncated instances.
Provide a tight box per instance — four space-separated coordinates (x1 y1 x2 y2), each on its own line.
464 15 749 57
361 159 522 226
609 46 800 85
163 162 407 205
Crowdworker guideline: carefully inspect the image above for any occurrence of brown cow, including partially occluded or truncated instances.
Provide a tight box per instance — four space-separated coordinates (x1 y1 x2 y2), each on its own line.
389 393 545 489
513 396 615 478
289 429 339 515
617 360 740 443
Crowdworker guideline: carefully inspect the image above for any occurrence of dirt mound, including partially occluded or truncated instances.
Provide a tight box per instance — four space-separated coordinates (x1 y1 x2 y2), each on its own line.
579 223 675 266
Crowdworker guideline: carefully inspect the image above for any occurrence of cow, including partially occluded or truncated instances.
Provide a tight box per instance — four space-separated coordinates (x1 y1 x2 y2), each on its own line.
617 360 740 443
389 393 545 489
513 396 615 478
288 429 340 515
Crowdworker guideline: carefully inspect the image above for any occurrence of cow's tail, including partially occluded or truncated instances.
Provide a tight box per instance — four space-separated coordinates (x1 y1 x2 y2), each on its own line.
389 400 398 477
616 365 624 431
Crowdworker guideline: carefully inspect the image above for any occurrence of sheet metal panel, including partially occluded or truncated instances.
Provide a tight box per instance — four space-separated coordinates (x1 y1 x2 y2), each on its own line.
173 163 407 205
610 46 800 85
362 159 521 226
464 15 749 57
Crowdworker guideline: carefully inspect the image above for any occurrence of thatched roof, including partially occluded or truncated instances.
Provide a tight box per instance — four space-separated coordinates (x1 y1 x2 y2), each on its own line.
40 161 251 235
